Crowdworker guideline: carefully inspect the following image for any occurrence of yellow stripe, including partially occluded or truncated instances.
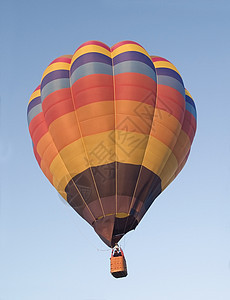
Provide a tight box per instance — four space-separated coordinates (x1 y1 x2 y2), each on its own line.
142 135 173 176
185 88 193 99
162 175 175 191
48 125 186 193
116 130 148 165
111 44 152 60
72 45 111 63
172 130 191 163
163 151 188 191
50 155 73 193
83 132 115 165
29 89 40 104
41 62 71 81
161 129 191 190
58 191 67 201
49 130 148 192
77 101 114 122
49 131 115 192
160 154 178 189
153 61 181 75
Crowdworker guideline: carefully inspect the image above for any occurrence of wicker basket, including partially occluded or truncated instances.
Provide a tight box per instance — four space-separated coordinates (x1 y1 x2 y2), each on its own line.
110 255 128 278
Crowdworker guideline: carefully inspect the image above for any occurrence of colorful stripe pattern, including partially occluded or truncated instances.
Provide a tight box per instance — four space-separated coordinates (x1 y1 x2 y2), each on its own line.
27 41 197 247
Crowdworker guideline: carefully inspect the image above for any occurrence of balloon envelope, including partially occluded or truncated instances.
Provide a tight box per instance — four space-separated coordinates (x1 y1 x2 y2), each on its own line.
27 41 197 247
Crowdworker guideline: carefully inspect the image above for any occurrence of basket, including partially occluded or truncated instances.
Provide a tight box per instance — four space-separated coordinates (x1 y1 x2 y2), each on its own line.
110 255 128 278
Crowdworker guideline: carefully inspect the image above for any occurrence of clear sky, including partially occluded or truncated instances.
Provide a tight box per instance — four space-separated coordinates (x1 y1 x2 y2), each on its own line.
1 0 230 299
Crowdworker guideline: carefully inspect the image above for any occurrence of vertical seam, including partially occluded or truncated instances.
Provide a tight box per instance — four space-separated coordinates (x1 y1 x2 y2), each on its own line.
69 58 106 218
111 50 118 215
124 59 158 233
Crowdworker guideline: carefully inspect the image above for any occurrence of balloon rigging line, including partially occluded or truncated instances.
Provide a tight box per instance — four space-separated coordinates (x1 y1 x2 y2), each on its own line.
124 88 156 235
70 64 106 219
111 51 118 216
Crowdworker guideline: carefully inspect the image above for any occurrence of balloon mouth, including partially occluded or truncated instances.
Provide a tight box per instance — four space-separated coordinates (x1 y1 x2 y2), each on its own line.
93 214 138 247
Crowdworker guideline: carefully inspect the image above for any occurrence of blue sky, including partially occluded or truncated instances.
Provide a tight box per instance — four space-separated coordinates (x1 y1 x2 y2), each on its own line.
1 0 230 299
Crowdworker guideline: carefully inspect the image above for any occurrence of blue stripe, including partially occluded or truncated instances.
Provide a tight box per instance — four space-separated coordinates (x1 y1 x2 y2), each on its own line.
41 70 69 90
113 51 154 70
156 68 184 86
27 96 41 115
27 104 42 125
157 75 185 97
70 52 112 75
185 94 196 109
41 78 70 102
186 102 197 120
70 62 113 86
114 61 156 81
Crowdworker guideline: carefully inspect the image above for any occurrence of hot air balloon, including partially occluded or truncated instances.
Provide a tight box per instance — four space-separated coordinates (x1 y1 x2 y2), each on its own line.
27 41 197 278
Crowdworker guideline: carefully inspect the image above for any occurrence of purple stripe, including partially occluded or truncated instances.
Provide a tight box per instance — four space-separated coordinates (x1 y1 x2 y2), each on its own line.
185 94 196 109
70 52 112 75
41 70 69 90
156 68 184 86
113 51 154 70
27 96 41 115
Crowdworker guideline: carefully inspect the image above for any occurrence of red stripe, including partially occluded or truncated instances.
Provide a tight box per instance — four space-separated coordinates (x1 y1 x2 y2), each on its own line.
29 113 44 137
75 41 111 52
151 56 170 63
34 85 40 92
29 113 48 148
156 85 185 124
182 111 196 143
111 41 142 51
49 56 72 66
71 74 114 108
44 97 74 127
115 73 157 106
42 88 74 126
33 146 41 166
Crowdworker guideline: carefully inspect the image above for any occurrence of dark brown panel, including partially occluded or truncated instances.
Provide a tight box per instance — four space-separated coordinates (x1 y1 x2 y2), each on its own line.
65 163 162 247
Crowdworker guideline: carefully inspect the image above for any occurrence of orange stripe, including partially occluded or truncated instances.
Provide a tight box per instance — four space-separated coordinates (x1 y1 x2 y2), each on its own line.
116 100 181 151
116 99 154 117
40 160 53 184
77 101 114 122
150 110 181 150
48 111 81 151
36 132 54 157
41 142 59 169
116 99 153 135
78 114 114 136
116 113 151 135
36 132 59 167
